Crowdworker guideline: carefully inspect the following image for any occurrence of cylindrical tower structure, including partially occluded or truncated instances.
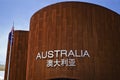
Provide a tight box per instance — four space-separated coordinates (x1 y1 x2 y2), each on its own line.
26 2 120 80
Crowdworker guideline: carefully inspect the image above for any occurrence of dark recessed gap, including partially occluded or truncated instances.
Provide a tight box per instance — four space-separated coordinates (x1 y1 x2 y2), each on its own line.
50 78 77 80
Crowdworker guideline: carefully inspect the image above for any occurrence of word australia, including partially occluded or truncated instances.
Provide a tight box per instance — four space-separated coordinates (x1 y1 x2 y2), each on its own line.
36 50 90 60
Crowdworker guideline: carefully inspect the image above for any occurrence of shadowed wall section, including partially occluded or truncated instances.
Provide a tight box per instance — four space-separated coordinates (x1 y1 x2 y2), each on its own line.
4 31 29 80
26 2 120 80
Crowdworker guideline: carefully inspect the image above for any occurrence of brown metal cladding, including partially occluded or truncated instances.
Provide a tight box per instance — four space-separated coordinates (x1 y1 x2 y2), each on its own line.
4 30 29 80
26 2 120 80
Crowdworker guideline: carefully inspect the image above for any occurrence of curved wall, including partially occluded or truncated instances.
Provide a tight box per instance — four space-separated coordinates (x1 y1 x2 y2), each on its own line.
26 2 120 80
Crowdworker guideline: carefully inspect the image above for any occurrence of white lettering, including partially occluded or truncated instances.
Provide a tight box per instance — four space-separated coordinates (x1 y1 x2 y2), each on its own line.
68 50 75 57
83 50 90 57
36 50 90 59
48 51 54 58
54 50 60 57
75 50 81 57
60 50 67 57
36 52 41 60
41 51 47 59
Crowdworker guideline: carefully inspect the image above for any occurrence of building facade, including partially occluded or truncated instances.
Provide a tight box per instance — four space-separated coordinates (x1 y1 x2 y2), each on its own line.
4 2 120 80
4 31 28 80
26 2 120 80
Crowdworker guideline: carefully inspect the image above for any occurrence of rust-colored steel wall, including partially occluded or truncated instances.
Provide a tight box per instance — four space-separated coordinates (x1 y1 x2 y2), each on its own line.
4 31 29 80
26 2 120 80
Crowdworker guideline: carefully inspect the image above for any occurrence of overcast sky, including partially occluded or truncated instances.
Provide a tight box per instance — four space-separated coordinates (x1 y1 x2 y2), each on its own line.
0 0 120 65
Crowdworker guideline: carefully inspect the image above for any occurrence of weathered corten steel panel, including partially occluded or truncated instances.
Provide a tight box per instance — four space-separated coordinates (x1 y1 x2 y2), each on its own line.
4 31 29 80
26 2 120 80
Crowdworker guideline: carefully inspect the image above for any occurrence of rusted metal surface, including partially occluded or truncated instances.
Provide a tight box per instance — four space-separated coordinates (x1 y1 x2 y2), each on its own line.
4 31 28 80
26 2 120 80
